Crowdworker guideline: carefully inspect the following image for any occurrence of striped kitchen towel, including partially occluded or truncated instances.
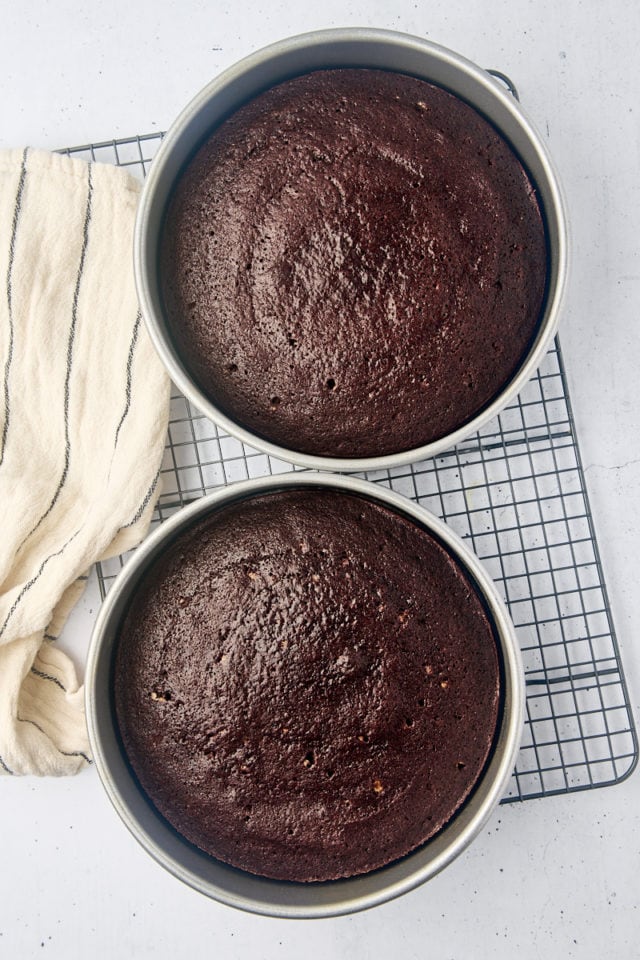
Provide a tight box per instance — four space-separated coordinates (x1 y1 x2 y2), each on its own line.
0 148 170 776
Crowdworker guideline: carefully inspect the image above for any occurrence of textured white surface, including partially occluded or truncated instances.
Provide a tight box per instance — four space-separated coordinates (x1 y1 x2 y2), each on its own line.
2 1 639 957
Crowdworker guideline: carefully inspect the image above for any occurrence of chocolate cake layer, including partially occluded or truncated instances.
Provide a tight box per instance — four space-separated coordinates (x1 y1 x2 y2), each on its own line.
160 68 547 458
114 489 501 882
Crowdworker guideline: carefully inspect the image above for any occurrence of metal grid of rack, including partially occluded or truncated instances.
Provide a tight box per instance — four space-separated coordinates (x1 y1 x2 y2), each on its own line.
61 131 637 805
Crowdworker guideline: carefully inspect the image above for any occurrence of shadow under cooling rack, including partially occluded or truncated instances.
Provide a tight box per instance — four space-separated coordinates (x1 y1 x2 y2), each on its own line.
61 132 637 805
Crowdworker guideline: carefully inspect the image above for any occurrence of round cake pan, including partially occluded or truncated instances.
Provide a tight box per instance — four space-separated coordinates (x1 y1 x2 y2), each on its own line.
86 473 524 919
135 27 568 473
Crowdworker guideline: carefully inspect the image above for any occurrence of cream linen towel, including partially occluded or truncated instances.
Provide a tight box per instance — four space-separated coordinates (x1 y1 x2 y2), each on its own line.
0 148 170 776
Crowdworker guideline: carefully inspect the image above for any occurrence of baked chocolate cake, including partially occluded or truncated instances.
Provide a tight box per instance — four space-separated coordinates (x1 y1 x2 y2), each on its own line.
114 489 501 882
160 68 547 458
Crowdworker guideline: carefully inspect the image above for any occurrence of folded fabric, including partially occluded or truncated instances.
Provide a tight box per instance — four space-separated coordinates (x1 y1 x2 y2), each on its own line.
0 148 170 776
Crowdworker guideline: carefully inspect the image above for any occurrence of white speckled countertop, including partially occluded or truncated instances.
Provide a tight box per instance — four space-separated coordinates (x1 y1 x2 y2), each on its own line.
2 2 639 957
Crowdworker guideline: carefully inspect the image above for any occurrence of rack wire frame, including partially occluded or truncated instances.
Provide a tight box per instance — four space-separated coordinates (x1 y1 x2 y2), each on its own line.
62 131 638 805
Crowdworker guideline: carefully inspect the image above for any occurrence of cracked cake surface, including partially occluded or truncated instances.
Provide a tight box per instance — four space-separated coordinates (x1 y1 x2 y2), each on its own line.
114 488 501 882
160 68 547 457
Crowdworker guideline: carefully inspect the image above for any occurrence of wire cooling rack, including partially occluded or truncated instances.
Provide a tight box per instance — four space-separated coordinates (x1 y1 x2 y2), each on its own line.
61 131 637 805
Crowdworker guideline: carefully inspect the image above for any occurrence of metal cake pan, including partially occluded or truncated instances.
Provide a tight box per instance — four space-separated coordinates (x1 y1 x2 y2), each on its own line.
86 473 524 918
134 27 568 472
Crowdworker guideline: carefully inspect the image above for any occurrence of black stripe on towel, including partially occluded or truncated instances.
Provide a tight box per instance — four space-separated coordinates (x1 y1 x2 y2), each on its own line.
17 715 91 765
113 310 142 450
18 162 94 550
30 666 67 693
123 468 160 529
0 753 14 775
60 751 92 764
0 528 81 640
0 147 28 469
